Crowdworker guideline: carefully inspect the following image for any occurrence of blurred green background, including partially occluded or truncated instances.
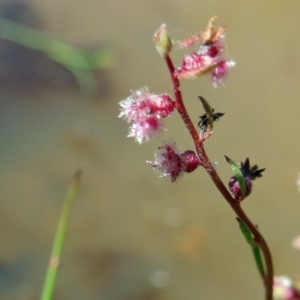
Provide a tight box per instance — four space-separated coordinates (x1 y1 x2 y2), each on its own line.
1 0 300 299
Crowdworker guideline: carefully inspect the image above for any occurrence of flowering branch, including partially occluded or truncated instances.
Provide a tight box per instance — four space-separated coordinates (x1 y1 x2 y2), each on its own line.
119 16 274 300
164 50 273 300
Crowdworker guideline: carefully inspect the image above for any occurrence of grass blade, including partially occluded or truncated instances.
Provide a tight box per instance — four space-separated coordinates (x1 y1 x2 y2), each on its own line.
40 169 82 300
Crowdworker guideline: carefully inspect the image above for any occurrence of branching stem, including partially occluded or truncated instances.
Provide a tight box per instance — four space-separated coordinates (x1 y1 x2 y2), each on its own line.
164 53 274 300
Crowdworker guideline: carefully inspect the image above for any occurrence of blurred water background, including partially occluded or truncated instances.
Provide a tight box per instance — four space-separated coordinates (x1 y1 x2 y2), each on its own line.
1 0 300 299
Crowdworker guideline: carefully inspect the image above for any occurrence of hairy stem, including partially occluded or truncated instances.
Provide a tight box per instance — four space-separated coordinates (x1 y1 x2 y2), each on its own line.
164 54 273 300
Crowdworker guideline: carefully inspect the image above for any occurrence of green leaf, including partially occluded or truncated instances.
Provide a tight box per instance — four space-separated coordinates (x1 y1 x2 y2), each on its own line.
252 247 265 279
237 217 256 247
236 218 265 279
225 155 246 198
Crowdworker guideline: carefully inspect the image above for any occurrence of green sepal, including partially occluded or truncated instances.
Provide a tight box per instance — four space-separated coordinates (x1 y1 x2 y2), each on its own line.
236 217 265 278
225 155 246 198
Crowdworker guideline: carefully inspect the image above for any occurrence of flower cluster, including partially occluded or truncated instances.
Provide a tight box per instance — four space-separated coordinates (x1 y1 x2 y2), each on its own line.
119 18 235 181
147 140 200 182
119 87 175 144
175 16 235 86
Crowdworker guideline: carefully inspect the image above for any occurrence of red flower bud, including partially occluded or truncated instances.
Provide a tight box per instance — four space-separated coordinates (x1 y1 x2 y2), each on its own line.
147 140 201 182
228 157 265 201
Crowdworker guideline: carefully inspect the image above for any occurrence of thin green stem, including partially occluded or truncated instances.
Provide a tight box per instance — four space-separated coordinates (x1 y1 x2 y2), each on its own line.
164 53 273 300
40 169 82 300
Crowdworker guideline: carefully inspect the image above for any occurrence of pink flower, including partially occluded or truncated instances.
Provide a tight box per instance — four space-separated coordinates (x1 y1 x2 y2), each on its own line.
128 116 163 144
211 60 235 87
175 52 216 79
175 28 234 86
119 88 175 144
147 140 200 182
273 276 300 300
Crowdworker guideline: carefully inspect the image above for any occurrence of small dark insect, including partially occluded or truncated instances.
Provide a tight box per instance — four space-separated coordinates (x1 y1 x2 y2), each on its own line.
198 109 225 131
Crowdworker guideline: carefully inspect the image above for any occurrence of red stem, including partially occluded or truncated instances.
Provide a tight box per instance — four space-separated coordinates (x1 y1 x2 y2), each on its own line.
164 54 273 300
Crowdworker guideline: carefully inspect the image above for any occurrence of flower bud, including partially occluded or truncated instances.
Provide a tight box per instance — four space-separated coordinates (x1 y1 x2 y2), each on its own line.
227 157 265 201
147 140 200 182
153 24 172 57
180 150 200 173
229 175 253 201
